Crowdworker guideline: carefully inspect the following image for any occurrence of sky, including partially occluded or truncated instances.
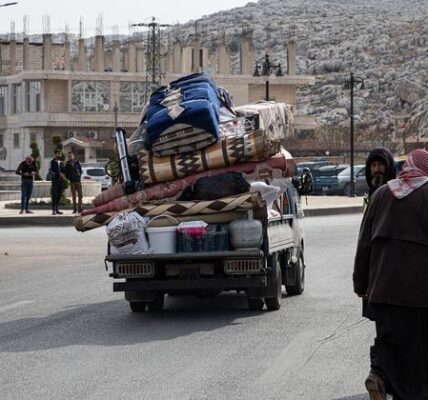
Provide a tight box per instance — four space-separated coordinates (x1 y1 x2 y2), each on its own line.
0 0 252 36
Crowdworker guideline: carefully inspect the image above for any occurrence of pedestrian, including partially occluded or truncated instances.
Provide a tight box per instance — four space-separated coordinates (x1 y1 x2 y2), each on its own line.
353 149 428 400
64 152 83 213
15 155 38 214
364 146 396 206
49 149 65 215
362 147 396 320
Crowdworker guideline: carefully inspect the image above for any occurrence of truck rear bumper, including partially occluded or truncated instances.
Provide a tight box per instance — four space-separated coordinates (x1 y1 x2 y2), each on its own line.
113 277 267 292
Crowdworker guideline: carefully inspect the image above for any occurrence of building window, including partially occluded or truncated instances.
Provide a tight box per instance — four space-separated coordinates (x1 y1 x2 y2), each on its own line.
0 133 3 147
26 81 41 112
12 84 22 114
71 81 110 112
30 132 37 143
13 133 20 148
0 86 8 115
119 82 146 113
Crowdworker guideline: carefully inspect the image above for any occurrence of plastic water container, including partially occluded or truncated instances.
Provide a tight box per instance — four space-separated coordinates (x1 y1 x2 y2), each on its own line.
146 215 178 254
177 221 208 237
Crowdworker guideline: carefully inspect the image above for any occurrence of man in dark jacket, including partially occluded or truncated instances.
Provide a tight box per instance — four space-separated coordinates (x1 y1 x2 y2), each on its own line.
64 152 83 213
353 149 428 400
362 147 396 319
49 149 65 215
16 156 38 214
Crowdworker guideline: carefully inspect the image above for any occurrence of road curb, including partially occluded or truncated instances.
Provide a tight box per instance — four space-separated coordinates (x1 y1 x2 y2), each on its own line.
0 206 363 227
0 216 75 227
304 206 363 217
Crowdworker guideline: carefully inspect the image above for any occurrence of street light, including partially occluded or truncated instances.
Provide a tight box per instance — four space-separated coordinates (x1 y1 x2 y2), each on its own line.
344 72 365 197
0 2 18 7
253 53 283 101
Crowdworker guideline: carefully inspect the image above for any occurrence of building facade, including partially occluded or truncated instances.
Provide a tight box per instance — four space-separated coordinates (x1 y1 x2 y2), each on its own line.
0 33 315 176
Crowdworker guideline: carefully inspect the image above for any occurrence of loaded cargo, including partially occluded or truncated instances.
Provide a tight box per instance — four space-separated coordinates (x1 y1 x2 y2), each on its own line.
74 73 312 312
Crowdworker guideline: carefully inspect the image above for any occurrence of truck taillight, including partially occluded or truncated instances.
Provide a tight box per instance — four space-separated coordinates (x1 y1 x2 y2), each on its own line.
83 176 92 180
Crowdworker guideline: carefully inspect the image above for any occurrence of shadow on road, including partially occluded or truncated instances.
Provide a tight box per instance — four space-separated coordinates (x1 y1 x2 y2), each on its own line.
0 293 267 353
332 395 369 400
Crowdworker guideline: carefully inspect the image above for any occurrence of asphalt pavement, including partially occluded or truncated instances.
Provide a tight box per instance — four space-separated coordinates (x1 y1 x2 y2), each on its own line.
0 215 374 400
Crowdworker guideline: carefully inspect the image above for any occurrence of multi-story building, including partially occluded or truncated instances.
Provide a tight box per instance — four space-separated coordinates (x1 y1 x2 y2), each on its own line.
0 32 315 176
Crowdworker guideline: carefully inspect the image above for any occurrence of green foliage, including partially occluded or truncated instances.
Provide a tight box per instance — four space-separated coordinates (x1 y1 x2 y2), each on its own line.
52 135 63 149
30 141 42 181
52 134 65 161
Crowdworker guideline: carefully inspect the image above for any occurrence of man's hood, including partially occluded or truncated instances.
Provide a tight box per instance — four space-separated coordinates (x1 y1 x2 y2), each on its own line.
365 147 396 192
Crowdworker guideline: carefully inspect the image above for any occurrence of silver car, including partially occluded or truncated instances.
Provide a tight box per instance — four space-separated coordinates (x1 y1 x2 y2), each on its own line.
336 165 369 196
81 166 112 190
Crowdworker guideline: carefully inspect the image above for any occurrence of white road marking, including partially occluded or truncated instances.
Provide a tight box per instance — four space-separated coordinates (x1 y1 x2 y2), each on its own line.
0 300 34 313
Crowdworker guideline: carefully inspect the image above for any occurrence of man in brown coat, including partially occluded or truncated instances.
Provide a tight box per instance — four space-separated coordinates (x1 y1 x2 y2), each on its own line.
353 149 428 400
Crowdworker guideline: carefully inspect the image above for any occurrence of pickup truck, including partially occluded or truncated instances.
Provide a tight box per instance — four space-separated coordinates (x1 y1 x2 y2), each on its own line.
105 179 307 312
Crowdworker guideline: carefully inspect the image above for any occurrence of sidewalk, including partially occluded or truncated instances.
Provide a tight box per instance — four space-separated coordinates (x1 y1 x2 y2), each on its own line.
301 195 364 216
0 195 364 227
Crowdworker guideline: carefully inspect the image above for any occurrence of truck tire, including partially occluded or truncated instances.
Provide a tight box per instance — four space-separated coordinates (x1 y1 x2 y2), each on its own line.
147 293 165 311
247 297 264 311
286 254 305 295
129 302 147 312
265 253 282 311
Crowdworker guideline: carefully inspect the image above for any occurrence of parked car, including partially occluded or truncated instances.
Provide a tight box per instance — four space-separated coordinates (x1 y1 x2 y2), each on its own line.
313 164 349 194
296 161 331 176
81 165 111 190
335 165 369 196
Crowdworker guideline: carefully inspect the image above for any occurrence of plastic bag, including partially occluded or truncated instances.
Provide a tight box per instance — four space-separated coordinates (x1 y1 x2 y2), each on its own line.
106 211 150 255
250 181 281 209
127 123 148 156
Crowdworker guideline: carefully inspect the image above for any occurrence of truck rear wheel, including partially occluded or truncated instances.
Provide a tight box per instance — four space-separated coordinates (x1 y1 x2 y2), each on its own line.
129 302 147 312
247 297 264 311
147 293 165 311
265 253 282 311
286 254 305 295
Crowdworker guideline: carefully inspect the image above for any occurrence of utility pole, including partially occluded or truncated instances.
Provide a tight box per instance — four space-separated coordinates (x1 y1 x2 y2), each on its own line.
132 17 171 92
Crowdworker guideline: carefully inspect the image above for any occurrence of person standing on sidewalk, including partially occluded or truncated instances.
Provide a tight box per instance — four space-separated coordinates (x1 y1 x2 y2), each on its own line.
353 149 428 400
15 156 38 214
49 149 65 215
361 146 396 320
64 152 83 213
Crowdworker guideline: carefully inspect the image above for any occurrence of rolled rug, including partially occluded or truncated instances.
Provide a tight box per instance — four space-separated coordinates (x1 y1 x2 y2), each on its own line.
93 183 125 207
75 192 263 232
138 130 280 185
82 150 290 216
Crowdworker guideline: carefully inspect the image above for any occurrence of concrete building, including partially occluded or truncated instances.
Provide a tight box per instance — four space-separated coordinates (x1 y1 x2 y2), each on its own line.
0 31 315 176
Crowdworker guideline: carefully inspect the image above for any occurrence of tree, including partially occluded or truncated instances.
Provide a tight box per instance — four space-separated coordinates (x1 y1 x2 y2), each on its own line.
30 141 42 180
52 135 63 155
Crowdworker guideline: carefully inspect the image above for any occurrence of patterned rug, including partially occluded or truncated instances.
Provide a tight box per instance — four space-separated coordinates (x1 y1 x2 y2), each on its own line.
75 192 263 232
138 130 280 185
86 151 291 216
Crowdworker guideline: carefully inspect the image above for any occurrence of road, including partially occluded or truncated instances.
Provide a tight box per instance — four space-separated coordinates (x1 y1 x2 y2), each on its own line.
0 215 374 400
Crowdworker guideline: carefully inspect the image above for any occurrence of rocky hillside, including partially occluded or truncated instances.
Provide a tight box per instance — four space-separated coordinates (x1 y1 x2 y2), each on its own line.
178 0 428 150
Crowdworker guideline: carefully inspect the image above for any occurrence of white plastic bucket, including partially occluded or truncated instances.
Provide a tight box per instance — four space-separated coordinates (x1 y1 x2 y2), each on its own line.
146 215 178 254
